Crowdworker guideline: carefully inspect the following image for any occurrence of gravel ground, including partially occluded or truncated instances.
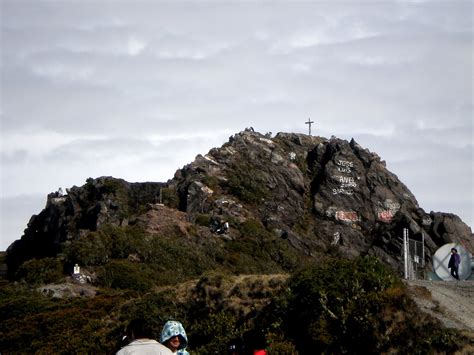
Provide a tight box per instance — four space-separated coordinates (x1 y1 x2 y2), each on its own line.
406 280 474 332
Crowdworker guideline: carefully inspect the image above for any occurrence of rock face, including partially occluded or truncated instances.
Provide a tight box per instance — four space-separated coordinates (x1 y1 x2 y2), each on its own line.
172 130 473 268
6 129 473 277
6 177 164 274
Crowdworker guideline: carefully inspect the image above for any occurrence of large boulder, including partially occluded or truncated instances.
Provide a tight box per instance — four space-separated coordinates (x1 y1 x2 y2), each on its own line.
6 129 472 278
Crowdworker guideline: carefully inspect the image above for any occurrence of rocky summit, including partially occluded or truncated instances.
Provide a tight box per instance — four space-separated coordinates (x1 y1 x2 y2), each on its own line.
5 129 473 277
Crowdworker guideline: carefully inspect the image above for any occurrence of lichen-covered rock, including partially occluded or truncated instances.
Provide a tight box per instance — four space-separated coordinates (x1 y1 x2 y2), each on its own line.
5 129 473 278
6 177 164 276
170 129 472 275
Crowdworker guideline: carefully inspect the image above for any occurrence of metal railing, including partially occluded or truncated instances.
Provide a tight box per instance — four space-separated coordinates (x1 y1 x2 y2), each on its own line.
403 228 425 280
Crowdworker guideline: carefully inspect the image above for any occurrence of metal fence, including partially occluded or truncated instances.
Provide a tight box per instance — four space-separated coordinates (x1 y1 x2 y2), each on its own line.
403 228 425 280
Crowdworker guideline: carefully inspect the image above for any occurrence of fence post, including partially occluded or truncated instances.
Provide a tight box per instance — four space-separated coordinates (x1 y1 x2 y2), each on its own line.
403 228 409 279
421 232 425 267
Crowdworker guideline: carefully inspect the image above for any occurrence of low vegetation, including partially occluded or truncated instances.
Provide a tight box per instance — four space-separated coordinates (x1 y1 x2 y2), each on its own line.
1 254 469 354
4 133 473 353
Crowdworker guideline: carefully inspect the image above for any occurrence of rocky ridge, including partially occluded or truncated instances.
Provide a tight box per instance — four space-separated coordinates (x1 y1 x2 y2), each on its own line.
5 129 473 277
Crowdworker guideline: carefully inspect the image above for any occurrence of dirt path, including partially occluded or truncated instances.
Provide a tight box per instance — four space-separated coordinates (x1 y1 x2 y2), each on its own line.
406 280 474 333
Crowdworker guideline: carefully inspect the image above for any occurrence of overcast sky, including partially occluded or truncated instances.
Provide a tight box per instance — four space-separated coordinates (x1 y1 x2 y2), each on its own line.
1 0 472 251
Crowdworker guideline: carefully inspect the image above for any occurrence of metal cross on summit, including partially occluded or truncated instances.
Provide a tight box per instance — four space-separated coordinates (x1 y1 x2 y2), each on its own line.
305 118 314 135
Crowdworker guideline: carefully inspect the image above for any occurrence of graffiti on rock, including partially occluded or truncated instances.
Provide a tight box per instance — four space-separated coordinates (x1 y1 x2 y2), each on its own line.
335 210 359 222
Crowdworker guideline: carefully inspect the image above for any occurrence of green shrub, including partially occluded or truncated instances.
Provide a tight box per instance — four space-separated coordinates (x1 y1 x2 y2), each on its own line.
224 219 300 274
119 291 185 328
96 260 153 292
0 285 123 354
226 165 268 204
15 257 64 285
102 178 126 194
161 187 179 209
0 255 470 354
188 311 240 354
258 256 467 355
202 175 219 190
238 218 265 237
282 257 400 353
195 213 212 227
64 231 112 266
106 225 149 259
266 331 298 354
64 225 150 265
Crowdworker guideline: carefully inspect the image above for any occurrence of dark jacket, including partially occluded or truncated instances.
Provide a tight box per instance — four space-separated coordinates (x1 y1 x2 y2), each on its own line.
448 253 461 268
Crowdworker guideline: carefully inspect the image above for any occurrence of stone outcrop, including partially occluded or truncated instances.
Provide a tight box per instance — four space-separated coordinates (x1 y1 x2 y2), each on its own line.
6 177 164 275
171 129 473 273
6 129 473 277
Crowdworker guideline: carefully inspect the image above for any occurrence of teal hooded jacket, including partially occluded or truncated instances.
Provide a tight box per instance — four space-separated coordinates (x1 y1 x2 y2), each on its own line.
160 321 190 355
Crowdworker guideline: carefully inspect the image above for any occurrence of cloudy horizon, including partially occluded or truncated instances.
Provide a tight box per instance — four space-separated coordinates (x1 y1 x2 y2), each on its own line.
1 0 472 251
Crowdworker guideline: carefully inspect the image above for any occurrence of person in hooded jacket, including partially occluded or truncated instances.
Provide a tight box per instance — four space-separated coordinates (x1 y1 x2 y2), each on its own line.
160 321 190 355
448 247 461 280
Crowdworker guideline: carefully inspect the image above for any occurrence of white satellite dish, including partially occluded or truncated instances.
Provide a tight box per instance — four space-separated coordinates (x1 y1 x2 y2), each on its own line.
433 243 472 281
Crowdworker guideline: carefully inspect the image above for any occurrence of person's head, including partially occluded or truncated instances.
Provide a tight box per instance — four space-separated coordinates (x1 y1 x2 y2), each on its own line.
160 321 188 352
451 248 458 254
126 318 153 340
